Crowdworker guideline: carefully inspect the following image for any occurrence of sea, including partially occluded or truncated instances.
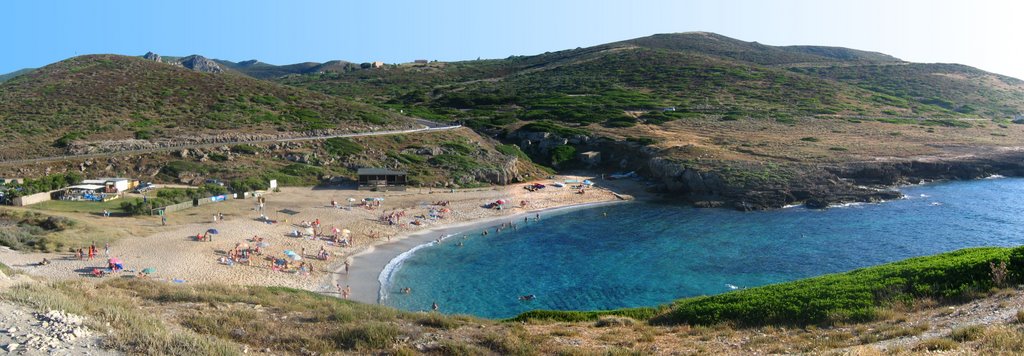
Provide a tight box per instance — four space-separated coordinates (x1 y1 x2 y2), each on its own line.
380 177 1024 318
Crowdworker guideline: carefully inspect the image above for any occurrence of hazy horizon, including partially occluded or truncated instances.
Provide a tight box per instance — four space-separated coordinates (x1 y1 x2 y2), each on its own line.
3 0 1024 79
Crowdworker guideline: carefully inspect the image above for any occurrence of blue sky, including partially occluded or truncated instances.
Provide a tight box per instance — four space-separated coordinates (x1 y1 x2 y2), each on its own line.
3 0 1024 79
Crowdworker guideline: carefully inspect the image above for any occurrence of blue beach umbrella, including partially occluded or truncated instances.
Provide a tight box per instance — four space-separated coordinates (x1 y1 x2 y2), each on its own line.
207 228 219 234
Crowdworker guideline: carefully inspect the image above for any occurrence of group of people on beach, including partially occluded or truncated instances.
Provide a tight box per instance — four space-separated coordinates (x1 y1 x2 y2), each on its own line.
76 242 107 261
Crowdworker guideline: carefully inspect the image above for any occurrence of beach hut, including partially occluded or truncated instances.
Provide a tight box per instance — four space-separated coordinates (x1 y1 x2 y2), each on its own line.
357 168 407 191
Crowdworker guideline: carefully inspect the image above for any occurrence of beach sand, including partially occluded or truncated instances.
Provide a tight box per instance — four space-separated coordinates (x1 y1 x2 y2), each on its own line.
0 174 635 302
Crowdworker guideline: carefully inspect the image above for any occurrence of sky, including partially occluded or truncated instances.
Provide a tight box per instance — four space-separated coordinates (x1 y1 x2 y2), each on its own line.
3 0 1023 79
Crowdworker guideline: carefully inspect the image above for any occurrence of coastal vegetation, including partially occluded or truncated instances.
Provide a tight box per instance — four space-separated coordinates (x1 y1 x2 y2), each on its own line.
514 246 1023 329
0 209 76 252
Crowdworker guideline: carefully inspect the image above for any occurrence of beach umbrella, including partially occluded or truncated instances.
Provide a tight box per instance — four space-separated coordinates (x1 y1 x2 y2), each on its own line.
207 228 219 234
274 259 286 266
283 250 296 256
108 258 122 264
141 267 156 274
289 254 302 261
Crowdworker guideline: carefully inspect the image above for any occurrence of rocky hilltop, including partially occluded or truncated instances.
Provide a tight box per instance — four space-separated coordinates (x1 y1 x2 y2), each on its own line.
142 52 224 73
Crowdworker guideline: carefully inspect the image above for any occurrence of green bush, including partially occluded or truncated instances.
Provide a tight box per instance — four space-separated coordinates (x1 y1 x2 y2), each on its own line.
280 163 324 178
323 138 363 157
441 141 475 155
519 121 588 137
509 307 659 323
653 247 1013 327
550 145 576 166
429 154 480 171
230 144 260 154
495 144 530 160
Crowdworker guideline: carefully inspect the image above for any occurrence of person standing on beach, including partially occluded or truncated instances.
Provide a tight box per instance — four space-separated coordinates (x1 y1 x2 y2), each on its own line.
104 243 109 257
161 215 167 226
344 260 350 274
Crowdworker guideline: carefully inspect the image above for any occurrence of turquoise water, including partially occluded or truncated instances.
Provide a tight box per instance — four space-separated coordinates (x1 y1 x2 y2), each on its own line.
382 178 1024 318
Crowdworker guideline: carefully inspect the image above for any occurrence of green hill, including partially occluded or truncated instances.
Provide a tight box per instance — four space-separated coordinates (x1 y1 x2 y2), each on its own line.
0 68 34 83
0 55 407 157
279 32 1021 123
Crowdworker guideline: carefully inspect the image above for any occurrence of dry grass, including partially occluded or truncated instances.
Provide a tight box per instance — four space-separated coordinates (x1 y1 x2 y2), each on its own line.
914 337 958 352
976 326 1024 352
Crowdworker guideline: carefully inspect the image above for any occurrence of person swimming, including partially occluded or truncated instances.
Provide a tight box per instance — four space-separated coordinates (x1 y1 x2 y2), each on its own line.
519 294 536 301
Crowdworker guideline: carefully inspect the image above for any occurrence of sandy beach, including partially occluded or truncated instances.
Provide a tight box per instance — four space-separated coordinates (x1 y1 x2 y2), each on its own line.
0 174 636 302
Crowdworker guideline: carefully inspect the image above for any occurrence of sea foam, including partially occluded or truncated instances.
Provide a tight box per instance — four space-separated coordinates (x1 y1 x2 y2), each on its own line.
378 233 457 303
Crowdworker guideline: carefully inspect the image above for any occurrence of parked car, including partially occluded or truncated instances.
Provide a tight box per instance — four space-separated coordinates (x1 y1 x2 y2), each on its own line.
204 179 225 186
133 182 155 193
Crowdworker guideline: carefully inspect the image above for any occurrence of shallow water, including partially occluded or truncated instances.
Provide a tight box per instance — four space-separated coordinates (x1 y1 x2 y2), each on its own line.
382 178 1024 318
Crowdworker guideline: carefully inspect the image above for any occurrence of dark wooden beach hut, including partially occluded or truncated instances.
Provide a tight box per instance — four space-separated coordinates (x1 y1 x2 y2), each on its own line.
357 168 408 191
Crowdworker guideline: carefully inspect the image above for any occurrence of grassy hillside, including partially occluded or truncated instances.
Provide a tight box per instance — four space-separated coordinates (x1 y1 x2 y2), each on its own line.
0 55 408 158
0 68 34 83
795 63 1024 118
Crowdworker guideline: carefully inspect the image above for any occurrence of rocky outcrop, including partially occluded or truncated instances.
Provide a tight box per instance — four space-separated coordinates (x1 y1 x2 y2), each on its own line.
507 127 1024 211
143 51 162 63
141 52 223 73
176 55 224 73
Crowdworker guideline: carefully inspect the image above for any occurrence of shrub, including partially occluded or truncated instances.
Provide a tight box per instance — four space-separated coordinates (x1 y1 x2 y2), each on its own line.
495 144 530 160
441 141 475 155
800 137 820 142
429 154 479 171
230 144 259 155
509 307 659 323
550 145 576 166
653 247 1012 327
333 322 399 350
595 316 637 327
323 138 364 157
914 338 958 352
950 325 984 342
519 121 588 137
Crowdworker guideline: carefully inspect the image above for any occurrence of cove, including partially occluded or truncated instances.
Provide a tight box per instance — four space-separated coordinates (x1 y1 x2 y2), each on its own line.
381 178 1024 318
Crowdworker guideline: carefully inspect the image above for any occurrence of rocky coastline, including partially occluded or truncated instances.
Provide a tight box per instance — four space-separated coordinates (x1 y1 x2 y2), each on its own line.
507 129 1024 211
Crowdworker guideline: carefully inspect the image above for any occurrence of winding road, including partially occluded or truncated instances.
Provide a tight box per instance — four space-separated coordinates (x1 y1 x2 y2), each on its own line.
0 119 460 166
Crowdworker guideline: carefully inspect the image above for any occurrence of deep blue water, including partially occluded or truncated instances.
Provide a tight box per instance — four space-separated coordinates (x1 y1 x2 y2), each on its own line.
382 178 1024 318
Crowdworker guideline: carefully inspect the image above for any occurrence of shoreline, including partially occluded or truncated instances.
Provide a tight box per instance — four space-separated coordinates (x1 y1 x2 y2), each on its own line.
333 199 629 304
